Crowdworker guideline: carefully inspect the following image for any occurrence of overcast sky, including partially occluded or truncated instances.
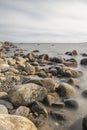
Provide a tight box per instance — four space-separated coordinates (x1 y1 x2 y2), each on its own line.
0 0 87 43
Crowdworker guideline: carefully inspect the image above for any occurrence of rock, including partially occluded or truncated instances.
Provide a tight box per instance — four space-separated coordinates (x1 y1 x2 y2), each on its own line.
15 56 26 64
0 99 13 109
28 78 57 92
81 53 87 57
39 54 49 61
36 70 47 78
49 68 58 76
15 106 30 117
0 92 8 99
52 102 65 108
72 50 78 55
0 63 10 70
65 50 78 56
64 58 78 67
44 93 59 106
4 41 12 46
56 66 82 78
0 77 16 92
0 104 8 114
7 58 16 65
50 111 66 120
82 114 87 130
33 50 39 53
8 83 47 106
30 101 48 117
80 58 87 65
25 64 36 75
0 114 37 130
67 78 79 85
82 90 87 98
64 98 79 109
50 57 64 63
27 53 35 62
31 61 39 66
56 83 76 99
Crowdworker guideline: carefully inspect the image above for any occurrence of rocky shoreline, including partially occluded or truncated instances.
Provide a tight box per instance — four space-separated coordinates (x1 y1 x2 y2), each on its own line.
0 41 87 130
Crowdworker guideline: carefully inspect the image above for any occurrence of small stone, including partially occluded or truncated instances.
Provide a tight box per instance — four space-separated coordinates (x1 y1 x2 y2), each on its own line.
30 101 48 117
15 106 30 117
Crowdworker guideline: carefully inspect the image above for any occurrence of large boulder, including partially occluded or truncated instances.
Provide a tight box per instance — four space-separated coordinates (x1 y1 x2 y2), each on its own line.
80 58 87 65
0 114 37 130
56 83 76 99
8 83 47 106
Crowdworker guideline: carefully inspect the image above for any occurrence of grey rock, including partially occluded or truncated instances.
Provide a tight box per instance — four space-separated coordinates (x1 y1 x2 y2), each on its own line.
0 99 13 109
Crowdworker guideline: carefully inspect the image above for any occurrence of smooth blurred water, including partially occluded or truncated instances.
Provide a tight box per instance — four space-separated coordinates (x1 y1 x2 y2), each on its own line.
16 43 87 130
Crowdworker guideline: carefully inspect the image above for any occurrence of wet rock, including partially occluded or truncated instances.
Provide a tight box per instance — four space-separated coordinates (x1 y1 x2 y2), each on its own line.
72 50 78 55
30 101 48 117
50 57 64 63
15 106 30 117
82 90 87 98
39 54 49 61
50 111 66 120
0 104 8 114
65 50 78 56
28 78 57 92
44 93 59 106
80 58 87 65
64 98 79 109
27 53 35 62
31 61 39 66
8 83 47 106
36 70 47 78
81 53 87 57
0 114 37 130
52 102 65 108
82 114 87 130
33 50 39 53
56 83 76 99
67 78 79 85
56 66 82 78
64 58 78 67
48 68 58 76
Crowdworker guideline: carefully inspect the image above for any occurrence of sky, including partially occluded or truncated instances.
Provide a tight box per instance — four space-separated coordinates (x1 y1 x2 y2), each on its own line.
0 0 87 43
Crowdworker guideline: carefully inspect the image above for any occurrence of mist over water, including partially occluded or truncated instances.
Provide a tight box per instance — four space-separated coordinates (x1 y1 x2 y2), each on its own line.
17 43 87 130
